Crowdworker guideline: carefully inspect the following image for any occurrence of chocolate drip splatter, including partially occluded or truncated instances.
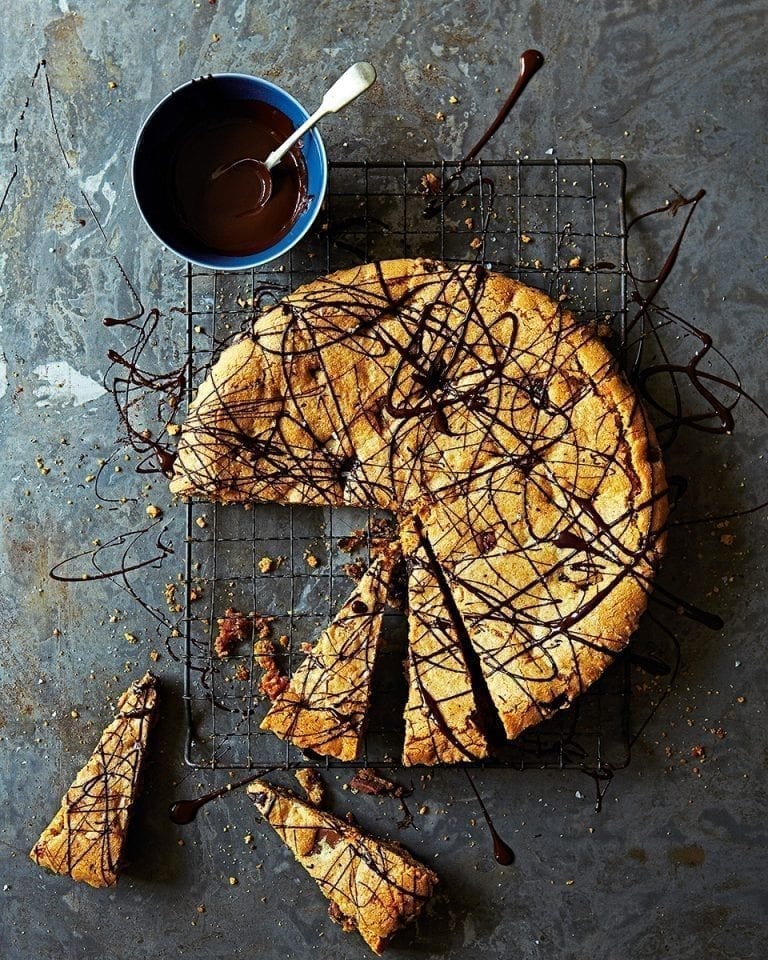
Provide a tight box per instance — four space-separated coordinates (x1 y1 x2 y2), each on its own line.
422 50 544 221
464 770 515 865
170 769 277 824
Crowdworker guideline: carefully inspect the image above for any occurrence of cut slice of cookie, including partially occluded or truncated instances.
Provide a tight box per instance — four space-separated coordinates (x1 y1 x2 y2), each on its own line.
247 779 438 954
402 529 489 765
260 548 398 761
30 672 158 888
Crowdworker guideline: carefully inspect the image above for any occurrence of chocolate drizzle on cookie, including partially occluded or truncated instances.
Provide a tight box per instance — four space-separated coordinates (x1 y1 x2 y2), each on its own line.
247 779 438 954
260 550 399 761
29 673 158 888
169 258 670 756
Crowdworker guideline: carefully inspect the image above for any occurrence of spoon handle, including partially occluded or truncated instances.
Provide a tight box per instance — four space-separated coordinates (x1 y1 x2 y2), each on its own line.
264 62 376 171
319 61 377 114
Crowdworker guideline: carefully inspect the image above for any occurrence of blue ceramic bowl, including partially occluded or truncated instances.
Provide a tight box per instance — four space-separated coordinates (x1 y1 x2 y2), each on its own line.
132 74 327 271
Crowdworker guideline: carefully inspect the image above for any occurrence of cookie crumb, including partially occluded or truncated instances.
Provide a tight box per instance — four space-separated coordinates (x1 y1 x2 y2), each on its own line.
348 768 407 798
213 608 253 659
295 768 325 807
419 172 440 195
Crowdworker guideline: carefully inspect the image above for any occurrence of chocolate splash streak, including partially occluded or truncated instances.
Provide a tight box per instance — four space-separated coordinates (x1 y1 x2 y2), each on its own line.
48 524 180 645
623 190 768 524
38 58 72 171
1 62 43 216
0 166 17 217
49 523 174 584
624 190 707 383
170 769 279 824
423 49 544 220
105 308 184 477
462 50 545 164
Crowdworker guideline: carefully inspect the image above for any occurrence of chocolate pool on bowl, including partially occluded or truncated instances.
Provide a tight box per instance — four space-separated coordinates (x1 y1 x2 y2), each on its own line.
132 73 328 271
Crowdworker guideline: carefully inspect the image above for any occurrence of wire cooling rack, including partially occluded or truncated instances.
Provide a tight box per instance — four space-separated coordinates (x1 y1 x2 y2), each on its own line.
181 159 641 771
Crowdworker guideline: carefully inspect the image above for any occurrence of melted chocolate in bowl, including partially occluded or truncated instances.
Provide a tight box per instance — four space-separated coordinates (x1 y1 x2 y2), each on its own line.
133 76 321 266
171 101 308 257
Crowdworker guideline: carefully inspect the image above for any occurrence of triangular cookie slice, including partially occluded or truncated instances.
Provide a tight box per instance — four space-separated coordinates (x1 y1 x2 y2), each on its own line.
261 548 398 760
30 672 158 888
247 780 437 954
402 535 489 765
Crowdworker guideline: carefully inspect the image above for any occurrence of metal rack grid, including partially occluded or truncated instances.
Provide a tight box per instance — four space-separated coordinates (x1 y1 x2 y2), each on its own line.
181 159 638 771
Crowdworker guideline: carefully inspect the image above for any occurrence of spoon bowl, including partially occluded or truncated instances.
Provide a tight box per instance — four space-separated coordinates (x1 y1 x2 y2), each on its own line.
210 156 274 212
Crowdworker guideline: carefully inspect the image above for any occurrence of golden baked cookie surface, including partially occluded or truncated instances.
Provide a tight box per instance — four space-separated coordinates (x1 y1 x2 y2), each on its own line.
171 259 667 754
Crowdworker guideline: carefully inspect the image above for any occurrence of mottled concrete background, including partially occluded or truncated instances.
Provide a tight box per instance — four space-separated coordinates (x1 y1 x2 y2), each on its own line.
1 1 766 958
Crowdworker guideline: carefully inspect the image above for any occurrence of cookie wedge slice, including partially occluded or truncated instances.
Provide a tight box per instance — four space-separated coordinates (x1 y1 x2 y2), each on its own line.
260 548 398 761
30 672 158 888
402 530 489 765
247 780 437 954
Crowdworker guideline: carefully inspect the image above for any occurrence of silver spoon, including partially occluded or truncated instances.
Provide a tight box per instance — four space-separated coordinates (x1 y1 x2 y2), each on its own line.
212 62 377 206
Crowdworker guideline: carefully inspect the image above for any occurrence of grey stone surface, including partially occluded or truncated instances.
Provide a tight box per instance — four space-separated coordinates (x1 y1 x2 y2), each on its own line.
1 1 766 958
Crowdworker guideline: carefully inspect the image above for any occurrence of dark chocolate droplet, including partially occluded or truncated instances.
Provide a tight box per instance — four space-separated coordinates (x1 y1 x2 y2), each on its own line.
169 796 207 825
555 530 591 551
465 771 515 866
491 830 516 866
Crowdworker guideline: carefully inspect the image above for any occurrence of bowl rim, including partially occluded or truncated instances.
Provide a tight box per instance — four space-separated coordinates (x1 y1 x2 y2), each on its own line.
131 72 328 271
